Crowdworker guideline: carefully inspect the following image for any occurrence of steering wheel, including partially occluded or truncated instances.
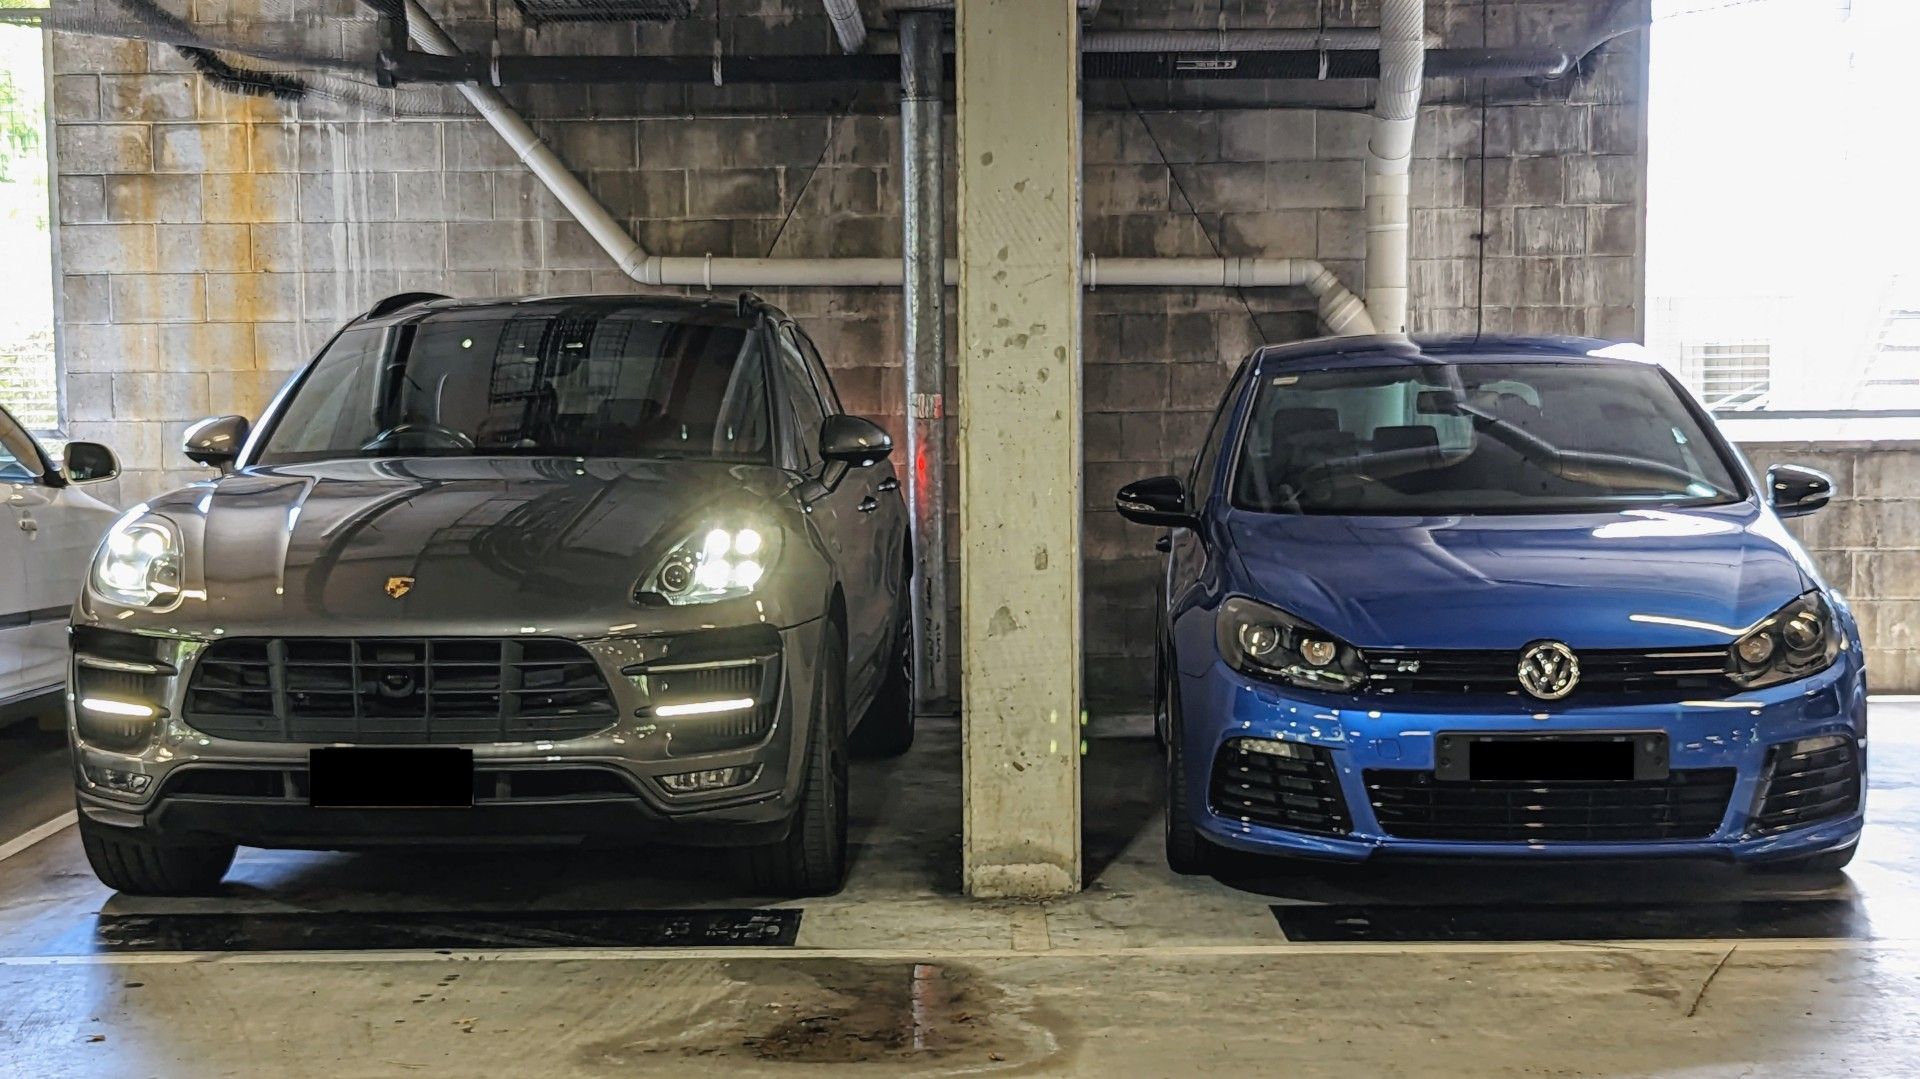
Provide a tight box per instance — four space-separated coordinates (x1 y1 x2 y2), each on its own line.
360 422 476 454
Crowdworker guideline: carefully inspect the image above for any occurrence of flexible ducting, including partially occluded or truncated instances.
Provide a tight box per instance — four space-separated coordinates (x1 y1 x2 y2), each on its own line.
1363 0 1426 337
822 0 867 54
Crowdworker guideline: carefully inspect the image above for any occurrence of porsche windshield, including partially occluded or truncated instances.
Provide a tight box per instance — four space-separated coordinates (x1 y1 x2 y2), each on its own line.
257 306 772 465
1231 360 1744 515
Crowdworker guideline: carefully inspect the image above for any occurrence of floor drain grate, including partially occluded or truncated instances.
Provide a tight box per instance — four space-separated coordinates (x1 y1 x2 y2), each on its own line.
1272 900 1868 943
90 908 802 952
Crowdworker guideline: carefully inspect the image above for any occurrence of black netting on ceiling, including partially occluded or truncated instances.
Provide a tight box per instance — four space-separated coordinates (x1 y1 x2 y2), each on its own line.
512 0 694 24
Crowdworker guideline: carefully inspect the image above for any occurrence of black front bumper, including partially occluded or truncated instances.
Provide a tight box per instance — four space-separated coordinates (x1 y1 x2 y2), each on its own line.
80 786 794 850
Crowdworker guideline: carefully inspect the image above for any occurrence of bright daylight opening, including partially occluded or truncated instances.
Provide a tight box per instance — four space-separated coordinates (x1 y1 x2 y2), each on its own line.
0 7 54 433
1648 0 1920 439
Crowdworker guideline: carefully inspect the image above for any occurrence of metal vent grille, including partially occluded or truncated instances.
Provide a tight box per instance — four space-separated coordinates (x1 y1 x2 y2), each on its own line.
646 659 780 756
186 638 618 745
511 0 694 23
1751 739 1862 837
1365 768 1738 842
1208 739 1353 838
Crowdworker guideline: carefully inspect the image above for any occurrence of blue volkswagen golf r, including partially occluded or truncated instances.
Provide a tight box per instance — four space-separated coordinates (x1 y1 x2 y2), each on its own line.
1117 335 1866 876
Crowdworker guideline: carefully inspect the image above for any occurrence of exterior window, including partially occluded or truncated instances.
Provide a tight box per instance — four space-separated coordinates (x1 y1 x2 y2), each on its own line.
1681 342 1772 411
0 22 54 432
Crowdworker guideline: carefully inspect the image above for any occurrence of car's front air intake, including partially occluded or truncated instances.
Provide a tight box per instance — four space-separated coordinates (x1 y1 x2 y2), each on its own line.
1364 768 1738 842
1750 736 1862 836
1209 738 1353 837
185 638 618 744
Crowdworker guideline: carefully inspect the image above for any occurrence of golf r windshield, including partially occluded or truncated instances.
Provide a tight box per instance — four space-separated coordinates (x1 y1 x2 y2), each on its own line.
256 306 774 465
1231 359 1745 515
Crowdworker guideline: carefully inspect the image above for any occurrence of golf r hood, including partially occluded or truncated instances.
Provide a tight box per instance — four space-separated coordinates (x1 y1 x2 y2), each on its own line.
1223 504 1823 652
103 457 818 638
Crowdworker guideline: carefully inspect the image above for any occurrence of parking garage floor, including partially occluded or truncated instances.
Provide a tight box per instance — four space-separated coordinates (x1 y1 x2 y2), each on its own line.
0 705 1915 1077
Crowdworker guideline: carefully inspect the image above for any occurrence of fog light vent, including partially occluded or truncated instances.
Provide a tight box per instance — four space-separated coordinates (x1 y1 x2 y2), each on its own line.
1751 734 1861 836
660 766 758 794
83 764 153 796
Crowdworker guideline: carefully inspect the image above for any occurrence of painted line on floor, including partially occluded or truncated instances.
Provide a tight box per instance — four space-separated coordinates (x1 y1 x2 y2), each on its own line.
0 811 76 865
0 935 1902 967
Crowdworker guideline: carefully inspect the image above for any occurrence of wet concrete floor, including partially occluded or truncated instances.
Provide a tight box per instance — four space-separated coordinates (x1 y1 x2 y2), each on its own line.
0 704 1916 1076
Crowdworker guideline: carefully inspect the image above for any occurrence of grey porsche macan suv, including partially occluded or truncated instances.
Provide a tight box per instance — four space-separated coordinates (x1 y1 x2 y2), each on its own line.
68 293 913 897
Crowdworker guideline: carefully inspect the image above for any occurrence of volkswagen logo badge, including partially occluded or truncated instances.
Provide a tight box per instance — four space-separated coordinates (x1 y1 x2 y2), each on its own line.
1517 640 1580 701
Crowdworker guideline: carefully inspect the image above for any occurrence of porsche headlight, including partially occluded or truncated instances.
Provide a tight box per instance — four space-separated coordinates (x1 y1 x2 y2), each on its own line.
641 524 784 606
1730 591 1844 689
91 509 183 608
1216 596 1366 691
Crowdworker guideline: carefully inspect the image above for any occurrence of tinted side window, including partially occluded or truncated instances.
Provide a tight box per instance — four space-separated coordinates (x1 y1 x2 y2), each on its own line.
1187 363 1247 506
794 329 843 414
260 328 389 459
776 326 828 469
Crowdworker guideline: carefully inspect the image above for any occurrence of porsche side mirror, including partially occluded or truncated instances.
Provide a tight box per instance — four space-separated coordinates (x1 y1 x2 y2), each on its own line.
820 415 893 467
1116 475 1198 529
1768 464 1833 518
184 414 250 471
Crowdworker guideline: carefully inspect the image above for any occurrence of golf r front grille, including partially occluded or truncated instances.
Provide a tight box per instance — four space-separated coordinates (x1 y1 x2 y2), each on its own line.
1208 738 1353 837
1364 768 1738 842
1750 737 1862 837
185 638 618 744
1360 647 1733 699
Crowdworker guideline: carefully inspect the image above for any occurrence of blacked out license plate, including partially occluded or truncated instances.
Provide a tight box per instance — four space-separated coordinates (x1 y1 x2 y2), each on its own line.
309 747 475 809
1435 732 1669 783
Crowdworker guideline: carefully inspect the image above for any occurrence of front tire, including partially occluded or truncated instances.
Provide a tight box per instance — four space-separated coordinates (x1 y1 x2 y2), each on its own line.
1163 667 1215 876
738 630 850 897
851 596 915 758
79 813 234 896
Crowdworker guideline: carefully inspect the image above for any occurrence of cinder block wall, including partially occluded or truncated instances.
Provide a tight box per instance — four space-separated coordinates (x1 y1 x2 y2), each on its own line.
1741 441 1920 693
54 1 1906 698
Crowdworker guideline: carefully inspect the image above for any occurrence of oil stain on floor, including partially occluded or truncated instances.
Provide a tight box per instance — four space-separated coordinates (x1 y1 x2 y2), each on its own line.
576 959 1065 1072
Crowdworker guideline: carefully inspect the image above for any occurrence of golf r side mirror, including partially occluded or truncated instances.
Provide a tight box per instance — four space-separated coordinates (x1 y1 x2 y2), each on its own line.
1116 475 1198 529
1768 464 1833 518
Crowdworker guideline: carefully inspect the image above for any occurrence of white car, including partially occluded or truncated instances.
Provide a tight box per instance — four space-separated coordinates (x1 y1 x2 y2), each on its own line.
0 404 119 723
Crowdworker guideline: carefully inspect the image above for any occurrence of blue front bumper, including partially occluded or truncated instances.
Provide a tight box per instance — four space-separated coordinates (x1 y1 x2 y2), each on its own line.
1177 656 1867 864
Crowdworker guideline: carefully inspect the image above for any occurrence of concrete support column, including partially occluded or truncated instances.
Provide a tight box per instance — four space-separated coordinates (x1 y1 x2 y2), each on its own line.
955 0 1083 899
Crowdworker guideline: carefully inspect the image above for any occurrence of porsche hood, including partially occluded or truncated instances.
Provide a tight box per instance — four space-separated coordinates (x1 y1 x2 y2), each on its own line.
113 457 810 637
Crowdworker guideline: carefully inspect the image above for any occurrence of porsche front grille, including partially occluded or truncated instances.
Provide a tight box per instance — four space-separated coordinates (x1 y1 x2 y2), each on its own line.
185 638 618 744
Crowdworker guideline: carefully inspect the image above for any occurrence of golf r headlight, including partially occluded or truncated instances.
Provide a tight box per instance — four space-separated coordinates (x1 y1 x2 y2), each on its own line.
641 523 784 606
1730 591 1844 689
1216 596 1366 691
91 509 183 608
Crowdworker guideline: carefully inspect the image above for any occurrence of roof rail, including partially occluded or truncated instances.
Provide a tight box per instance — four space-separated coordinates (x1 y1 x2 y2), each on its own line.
366 292 451 319
736 291 768 319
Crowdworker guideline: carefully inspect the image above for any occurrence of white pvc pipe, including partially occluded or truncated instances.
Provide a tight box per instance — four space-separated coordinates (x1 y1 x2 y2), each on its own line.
1363 0 1426 337
1088 258 1375 336
403 2 1376 336
403 2 647 281
822 0 868 54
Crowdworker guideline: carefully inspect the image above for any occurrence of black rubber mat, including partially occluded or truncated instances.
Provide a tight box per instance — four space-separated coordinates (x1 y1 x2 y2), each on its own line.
1272 899 1867 942
90 908 801 952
